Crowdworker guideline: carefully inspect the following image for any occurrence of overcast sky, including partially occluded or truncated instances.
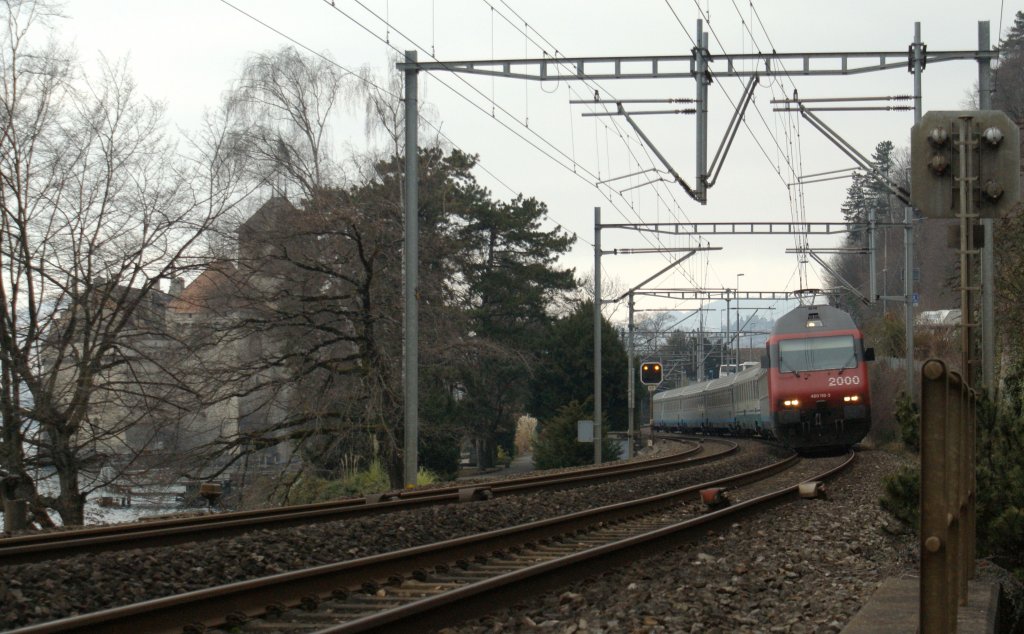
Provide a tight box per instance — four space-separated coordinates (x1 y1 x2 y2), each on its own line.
59 0 1015 324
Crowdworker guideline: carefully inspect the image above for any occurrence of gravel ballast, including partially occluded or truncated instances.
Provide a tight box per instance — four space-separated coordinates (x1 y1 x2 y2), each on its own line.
0 443 917 631
440 448 919 634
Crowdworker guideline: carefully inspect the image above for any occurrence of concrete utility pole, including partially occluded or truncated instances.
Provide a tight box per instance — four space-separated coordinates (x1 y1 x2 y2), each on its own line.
736 273 744 367
907 23 922 396
402 50 419 488
594 207 603 465
627 292 635 459
695 19 709 203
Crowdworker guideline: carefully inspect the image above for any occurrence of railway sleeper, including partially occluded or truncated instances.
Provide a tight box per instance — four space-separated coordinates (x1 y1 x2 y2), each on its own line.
241 622 326 631
257 612 350 624
427 573 492 583
499 555 551 564
473 563 524 573
363 492 400 504
458 486 494 502
531 544 587 554
381 580 448 592
361 587 435 599
440 568 500 578
312 606 386 617
338 594 410 604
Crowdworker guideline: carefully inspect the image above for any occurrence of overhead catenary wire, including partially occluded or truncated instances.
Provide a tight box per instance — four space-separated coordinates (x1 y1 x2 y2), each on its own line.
490 2 795 319
496 1 711 292
234 0 779 312
686 1 799 184
324 0 715 281
434 0 712 287
693 0 822 292
745 0 880 290
490 2 691 204
217 0 602 248
485 2 713 236
319 0 599 180
659 2 759 291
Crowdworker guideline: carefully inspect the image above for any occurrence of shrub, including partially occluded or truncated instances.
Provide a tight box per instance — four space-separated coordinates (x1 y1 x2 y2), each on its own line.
532 400 620 469
419 423 461 480
280 461 441 505
865 361 909 447
879 376 1024 581
877 391 920 531
975 392 1024 577
496 445 512 466
894 391 920 451
987 506 1024 563
880 464 919 528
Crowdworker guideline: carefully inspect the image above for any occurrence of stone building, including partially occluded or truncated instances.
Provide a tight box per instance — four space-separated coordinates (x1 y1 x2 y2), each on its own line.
43 194 375 484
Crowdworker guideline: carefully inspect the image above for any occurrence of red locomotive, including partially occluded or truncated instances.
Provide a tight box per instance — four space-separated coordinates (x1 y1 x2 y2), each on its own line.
766 304 873 452
653 303 873 453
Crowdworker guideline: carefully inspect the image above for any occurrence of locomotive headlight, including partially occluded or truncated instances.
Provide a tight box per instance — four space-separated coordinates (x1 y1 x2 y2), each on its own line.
843 395 861 403
783 399 800 407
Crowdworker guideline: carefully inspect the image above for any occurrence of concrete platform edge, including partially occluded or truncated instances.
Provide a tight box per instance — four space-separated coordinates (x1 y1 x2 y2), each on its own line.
843 575 1000 633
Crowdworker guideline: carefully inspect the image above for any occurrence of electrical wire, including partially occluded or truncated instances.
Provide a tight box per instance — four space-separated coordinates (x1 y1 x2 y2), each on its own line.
484 1 718 292
686 0 797 182
337 0 710 289
215 0 598 246
736 0 814 289
684 0 825 293
332 0 595 178
228 0 754 312
482 0 711 260
316 0 713 269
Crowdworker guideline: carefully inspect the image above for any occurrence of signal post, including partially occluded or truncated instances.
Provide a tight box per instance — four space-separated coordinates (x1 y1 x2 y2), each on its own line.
639 361 663 450
911 110 1019 388
910 108 1019 633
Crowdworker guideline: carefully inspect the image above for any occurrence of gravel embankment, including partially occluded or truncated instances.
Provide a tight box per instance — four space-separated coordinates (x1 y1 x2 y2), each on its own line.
0 444 936 633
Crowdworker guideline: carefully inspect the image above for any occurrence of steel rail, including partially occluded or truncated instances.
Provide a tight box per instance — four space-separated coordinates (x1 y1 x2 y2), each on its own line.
0 439 733 565
330 452 854 634
9 449 812 634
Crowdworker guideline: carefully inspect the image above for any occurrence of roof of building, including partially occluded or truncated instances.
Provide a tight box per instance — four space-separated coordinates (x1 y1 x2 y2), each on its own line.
167 261 244 315
916 309 961 326
238 196 299 236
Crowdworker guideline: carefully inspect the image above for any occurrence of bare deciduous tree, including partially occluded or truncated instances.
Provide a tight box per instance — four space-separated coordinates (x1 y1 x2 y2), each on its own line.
0 0 243 525
188 47 414 492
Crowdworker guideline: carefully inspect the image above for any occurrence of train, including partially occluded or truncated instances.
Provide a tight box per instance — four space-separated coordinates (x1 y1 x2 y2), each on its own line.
652 303 874 453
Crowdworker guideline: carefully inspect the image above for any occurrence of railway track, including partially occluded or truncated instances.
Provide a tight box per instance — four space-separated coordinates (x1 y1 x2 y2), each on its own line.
11 449 852 634
0 436 736 565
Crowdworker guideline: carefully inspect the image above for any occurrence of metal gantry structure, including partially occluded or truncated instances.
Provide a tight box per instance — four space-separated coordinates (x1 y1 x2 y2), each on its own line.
398 20 1000 482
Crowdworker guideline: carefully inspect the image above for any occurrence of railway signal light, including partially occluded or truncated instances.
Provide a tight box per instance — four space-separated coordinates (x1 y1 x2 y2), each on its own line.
911 110 1020 219
640 361 663 385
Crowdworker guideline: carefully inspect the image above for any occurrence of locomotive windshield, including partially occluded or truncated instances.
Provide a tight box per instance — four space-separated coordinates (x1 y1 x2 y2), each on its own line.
777 335 857 372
